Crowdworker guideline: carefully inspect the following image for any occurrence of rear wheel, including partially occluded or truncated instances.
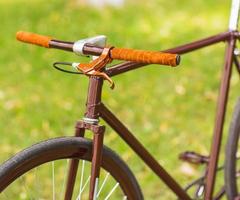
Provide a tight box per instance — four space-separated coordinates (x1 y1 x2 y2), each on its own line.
0 137 143 199
225 98 240 199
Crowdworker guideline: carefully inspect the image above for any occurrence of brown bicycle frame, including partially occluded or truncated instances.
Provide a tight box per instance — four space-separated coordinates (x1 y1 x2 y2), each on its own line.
65 30 240 200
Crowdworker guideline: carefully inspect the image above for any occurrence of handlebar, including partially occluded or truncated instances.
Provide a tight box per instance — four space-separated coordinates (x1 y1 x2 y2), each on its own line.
16 31 180 67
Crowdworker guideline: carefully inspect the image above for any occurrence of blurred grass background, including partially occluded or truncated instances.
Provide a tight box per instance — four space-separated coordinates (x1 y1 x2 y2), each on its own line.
0 0 239 199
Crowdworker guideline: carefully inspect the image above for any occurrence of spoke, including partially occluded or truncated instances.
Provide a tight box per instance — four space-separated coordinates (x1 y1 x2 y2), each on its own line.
197 185 205 197
34 167 40 199
77 160 85 200
2 192 8 199
20 176 34 200
60 159 69 200
93 178 99 200
76 175 91 200
97 172 110 197
104 182 119 200
52 162 55 200
80 176 91 193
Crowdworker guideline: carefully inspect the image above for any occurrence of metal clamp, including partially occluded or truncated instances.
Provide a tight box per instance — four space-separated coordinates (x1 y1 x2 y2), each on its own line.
73 35 107 56
82 117 99 125
234 48 240 56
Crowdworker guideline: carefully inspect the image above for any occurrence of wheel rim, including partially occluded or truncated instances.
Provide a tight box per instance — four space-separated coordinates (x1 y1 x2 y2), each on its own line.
1 159 127 199
0 138 142 200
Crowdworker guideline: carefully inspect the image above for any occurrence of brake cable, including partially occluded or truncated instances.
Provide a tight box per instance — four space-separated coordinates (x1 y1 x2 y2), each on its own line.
53 62 83 75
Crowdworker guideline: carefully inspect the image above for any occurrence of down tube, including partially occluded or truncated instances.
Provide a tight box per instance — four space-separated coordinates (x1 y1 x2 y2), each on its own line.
99 103 191 200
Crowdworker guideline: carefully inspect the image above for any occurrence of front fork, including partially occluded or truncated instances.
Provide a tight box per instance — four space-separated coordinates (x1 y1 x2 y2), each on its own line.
64 124 85 200
64 120 105 200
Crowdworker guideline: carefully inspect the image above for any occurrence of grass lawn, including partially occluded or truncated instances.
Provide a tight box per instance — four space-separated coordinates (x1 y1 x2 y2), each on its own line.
0 0 239 199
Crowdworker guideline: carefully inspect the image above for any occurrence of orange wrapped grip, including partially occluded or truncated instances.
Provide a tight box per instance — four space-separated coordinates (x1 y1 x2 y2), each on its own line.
110 48 179 66
16 31 52 48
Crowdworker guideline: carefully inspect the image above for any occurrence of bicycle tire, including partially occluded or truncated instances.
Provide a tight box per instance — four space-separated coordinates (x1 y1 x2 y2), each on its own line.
225 97 240 200
0 137 143 199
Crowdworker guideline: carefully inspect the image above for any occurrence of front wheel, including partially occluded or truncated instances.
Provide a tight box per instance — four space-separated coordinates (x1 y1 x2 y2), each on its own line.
0 137 143 200
225 98 240 199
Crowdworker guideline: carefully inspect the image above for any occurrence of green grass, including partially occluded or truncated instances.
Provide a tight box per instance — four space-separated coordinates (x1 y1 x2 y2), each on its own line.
0 0 239 199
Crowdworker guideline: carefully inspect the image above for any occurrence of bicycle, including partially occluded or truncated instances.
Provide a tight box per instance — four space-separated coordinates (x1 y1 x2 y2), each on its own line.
0 0 240 199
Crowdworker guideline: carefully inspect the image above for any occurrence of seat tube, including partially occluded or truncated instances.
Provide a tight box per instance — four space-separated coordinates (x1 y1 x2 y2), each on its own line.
229 0 240 31
204 34 236 199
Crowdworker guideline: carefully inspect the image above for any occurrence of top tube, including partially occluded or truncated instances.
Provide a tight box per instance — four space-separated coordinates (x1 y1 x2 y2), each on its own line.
229 0 240 30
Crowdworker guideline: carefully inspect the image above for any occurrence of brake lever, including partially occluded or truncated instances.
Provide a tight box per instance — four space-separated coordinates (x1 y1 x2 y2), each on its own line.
76 47 115 89
53 47 115 89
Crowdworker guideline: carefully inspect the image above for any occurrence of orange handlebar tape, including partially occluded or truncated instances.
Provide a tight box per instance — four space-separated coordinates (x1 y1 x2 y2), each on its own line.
16 31 52 48
110 48 179 66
